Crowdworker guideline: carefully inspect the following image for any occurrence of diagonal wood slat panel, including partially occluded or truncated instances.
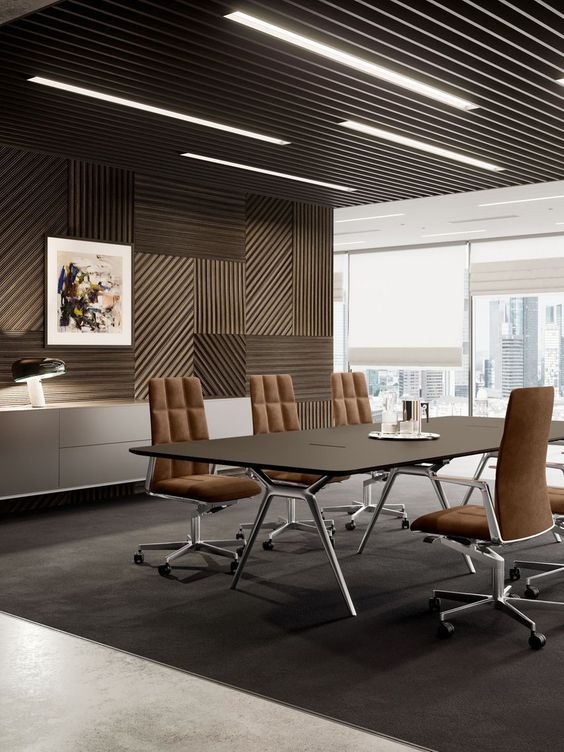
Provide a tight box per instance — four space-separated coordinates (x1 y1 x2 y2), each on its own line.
246 336 333 401
245 194 293 336
0 146 67 332
0 331 134 405
135 173 245 259
134 252 194 399
293 202 333 337
195 257 245 334
69 160 134 242
195 333 246 397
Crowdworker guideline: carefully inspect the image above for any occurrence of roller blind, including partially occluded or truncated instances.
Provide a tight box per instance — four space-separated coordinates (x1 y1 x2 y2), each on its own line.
470 235 564 296
348 245 466 368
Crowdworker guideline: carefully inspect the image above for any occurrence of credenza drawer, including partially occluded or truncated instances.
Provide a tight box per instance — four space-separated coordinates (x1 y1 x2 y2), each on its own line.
60 404 150 448
60 441 149 487
0 410 59 497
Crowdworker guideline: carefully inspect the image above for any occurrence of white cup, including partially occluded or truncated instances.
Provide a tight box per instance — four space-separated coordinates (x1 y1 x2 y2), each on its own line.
399 420 415 434
382 422 398 434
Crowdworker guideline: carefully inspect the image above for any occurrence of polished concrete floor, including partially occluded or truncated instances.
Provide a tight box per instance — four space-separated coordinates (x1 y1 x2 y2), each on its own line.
0 612 428 752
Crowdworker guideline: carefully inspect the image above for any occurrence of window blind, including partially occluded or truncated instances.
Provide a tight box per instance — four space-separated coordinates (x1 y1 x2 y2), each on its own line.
347 245 466 368
470 235 564 296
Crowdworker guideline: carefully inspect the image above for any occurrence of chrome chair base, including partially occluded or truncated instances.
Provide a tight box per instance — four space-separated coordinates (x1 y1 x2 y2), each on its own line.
135 504 242 575
428 538 564 648
322 472 408 530
511 517 564 593
239 496 335 549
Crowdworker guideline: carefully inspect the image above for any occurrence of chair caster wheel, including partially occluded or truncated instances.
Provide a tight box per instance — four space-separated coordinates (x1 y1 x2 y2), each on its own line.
429 596 441 613
133 552 144 565
345 520 356 531
236 531 245 540
158 563 172 577
401 519 410 530
529 631 546 650
230 560 238 574
437 621 454 639
263 540 274 551
236 546 245 557
509 566 521 581
525 585 540 600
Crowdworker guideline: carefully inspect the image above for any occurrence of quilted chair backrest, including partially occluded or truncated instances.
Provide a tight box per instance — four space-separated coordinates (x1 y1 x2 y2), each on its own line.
331 372 373 426
249 374 301 434
148 377 210 486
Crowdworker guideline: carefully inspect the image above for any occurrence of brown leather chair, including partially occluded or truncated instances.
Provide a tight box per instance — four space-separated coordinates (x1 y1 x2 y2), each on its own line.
238 374 339 550
133 377 260 576
411 386 564 649
323 372 408 531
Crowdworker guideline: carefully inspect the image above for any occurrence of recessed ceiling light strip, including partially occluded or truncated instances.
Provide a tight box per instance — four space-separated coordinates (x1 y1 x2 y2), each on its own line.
28 76 289 145
479 194 564 206
335 213 405 223
181 152 355 192
225 11 478 111
340 121 504 172
421 229 486 238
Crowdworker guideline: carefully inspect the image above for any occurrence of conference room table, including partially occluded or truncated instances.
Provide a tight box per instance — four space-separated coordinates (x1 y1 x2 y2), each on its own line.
131 416 564 617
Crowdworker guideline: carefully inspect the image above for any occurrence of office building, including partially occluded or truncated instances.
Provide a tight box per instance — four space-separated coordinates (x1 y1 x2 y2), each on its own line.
2 4 564 752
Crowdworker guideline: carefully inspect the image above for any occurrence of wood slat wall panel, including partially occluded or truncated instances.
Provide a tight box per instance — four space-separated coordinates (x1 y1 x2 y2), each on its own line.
135 173 245 260
0 146 67 332
245 194 293 336
246 336 332 401
297 399 332 430
134 253 194 399
0 331 134 406
293 203 333 337
195 258 245 334
195 333 246 397
68 160 134 243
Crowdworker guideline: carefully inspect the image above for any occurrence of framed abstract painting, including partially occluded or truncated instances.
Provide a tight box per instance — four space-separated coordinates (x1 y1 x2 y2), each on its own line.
45 236 133 347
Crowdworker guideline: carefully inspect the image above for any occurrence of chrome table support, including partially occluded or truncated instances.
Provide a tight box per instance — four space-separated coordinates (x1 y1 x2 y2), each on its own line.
238 494 335 549
231 469 357 617
322 471 407 530
357 464 476 574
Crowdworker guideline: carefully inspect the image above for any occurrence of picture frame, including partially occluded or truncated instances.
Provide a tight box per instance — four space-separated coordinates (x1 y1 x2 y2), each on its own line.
45 235 133 347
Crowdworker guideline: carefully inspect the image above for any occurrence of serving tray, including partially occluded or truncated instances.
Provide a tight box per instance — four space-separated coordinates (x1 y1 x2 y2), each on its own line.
368 431 440 441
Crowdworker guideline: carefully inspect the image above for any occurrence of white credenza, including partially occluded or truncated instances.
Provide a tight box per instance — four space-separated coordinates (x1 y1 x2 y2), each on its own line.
0 398 253 500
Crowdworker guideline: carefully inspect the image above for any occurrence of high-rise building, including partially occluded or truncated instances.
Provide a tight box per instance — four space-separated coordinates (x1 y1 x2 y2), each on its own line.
523 297 538 387
502 336 524 396
421 370 444 400
489 300 503 396
399 370 420 397
484 359 494 389
544 305 561 391
366 369 379 396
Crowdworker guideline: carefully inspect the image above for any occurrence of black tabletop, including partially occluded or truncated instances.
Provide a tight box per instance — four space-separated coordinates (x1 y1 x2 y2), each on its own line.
130 416 564 477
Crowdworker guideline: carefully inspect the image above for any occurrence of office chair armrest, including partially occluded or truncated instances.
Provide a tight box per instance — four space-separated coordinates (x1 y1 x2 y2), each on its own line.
546 462 564 474
430 474 489 490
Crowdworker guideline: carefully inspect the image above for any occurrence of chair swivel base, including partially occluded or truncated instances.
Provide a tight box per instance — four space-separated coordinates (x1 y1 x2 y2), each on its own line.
134 512 244 575
239 497 335 550
510 559 564 598
322 472 408 530
429 585 564 649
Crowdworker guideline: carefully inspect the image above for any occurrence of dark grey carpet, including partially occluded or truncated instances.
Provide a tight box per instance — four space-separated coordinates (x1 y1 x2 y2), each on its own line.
2 475 564 752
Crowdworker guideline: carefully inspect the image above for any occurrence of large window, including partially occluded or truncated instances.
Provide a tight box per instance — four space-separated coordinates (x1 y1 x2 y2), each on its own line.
336 233 564 419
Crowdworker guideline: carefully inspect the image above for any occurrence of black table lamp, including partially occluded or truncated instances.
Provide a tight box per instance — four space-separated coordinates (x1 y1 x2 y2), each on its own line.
12 358 66 407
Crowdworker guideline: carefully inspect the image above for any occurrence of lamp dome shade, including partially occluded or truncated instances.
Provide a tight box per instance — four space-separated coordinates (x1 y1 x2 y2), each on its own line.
12 357 66 383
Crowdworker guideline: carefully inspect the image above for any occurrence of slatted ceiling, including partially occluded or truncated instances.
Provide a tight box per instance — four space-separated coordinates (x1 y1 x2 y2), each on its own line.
1 1 564 205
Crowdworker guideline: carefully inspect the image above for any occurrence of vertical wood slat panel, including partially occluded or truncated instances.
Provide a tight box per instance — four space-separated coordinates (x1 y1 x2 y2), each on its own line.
245 194 293 336
293 203 333 337
68 160 133 243
195 258 245 334
134 253 195 399
297 399 333 430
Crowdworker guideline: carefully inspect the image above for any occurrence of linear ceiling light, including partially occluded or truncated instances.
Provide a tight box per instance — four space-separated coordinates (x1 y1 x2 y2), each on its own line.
557 78 564 86
28 76 289 145
335 213 405 223
479 194 564 206
225 11 478 111
340 121 504 172
180 152 356 192
421 229 486 238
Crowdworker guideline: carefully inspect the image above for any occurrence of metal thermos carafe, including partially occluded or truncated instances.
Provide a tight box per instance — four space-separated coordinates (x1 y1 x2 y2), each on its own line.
402 398 429 435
